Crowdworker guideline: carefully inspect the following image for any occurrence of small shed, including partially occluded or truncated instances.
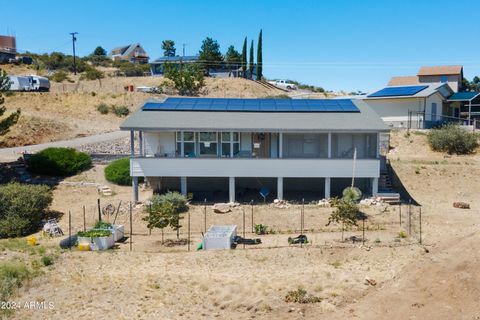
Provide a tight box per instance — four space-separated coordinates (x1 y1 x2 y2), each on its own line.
202 225 237 250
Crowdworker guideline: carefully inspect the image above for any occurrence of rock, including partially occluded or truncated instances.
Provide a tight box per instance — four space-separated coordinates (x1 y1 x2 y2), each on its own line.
318 199 330 207
213 203 232 214
453 202 470 209
364 277 377 286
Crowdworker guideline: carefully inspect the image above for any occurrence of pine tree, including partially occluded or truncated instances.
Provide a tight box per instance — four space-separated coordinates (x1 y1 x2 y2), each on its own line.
0 69 20 136
241 37 247 78
249 40 254 79
256 29 263 80
162 40 176 57
198 37 223 75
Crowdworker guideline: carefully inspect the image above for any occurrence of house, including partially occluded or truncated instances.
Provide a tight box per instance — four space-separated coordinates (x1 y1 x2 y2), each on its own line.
120 97 389 203
0 35 16 63
150 55 242 78
388 65 464 92
361 83 454 129
110 43 149 64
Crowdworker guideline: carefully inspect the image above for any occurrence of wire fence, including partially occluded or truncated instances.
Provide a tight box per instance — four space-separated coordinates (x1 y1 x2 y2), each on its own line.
62 198 424 253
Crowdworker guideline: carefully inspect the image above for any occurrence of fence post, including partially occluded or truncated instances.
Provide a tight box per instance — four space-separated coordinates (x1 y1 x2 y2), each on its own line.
149 204 152 236
362 217 365 245
83 205 86 232
301 199 304 248
204 198 207 233
188 210 191 252
408 199 412 235
68 211 72 250
129 202 133 252
251 200 254 233
419 206 422 245
243 209 246 249
97 198 102 222
399 203 402 227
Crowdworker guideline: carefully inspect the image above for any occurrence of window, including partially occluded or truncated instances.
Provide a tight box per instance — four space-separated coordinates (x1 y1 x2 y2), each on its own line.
176 131 196 157
431 103 437 121
221 132 240 157
331 133 377 159
440 75 448 83
199 132 218 156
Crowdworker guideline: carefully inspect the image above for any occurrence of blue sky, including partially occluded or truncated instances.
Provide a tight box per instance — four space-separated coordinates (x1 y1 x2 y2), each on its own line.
2 0 480 91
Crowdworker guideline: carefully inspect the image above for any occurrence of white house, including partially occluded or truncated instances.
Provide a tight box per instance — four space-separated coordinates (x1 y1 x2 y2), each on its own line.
120 97 389 203
361 83 454 129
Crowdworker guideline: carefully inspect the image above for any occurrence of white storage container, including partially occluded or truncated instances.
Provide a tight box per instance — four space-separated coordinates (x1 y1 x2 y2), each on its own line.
202 225 237 250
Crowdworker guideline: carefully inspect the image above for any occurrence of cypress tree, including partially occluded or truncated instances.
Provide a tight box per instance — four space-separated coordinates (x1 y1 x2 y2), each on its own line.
249 40 254 79
241 37 247 78
256 29 263 80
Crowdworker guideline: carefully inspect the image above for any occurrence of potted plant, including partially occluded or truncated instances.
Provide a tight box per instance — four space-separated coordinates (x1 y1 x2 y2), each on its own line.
92 221 125 242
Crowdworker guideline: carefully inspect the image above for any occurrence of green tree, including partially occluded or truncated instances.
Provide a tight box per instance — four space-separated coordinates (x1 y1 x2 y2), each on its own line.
249 40 254 79
326 197 360 241
198 37 223 75
0 69 20 136
93 46 107 56
143 192 187 239
241 37 247 78
164 62 205 96
256 29 263 80
162 40 176 57
224 45 241 70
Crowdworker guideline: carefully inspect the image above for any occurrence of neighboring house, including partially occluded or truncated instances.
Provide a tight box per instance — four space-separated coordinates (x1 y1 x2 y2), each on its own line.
150 55 242 78
120 97 388 202
388 65 463 92
0 35 16 63
362 83 454 129
110 43 149 64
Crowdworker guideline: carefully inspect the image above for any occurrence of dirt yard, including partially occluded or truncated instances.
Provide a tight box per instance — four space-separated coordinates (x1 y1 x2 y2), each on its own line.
1 131 478 319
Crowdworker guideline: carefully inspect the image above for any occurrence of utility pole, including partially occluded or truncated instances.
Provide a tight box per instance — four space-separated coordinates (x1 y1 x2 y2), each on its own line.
69 32 78 75
182 43 186 57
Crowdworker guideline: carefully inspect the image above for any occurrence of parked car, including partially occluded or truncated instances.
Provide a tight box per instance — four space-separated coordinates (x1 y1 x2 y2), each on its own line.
268 79 297 90
7 75 50 92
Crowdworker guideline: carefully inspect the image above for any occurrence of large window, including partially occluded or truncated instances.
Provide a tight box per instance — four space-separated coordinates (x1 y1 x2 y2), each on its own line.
331 133 377 159
199 132 218 156
221 132 240 157
176 132 196 157
282 133 328 158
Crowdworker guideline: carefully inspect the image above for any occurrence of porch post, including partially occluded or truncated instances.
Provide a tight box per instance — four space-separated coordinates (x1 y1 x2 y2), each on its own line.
469 100 472 125
327 132 332 158
372 177 379 196
139 131 143 157
277 177 283 200
180 131 185 157
130 130 135 157
279 132 283 158
324 177 331 199
180 177 187 196
132 176 139 203
229 177 235 203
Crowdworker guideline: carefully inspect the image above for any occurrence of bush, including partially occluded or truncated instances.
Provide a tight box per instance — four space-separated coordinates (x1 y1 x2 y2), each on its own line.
40 256 54 266
104 158 143 185
81 67 104 80
111 105 130 117
27 147 92 176
0 262 32 302
284 287 322 304
49 71 70 83
97 103 109 114
164 63 205 96
427 124 478 155
342 187 362 203
0 183 53 237
77 230 112 237
94 221 112 229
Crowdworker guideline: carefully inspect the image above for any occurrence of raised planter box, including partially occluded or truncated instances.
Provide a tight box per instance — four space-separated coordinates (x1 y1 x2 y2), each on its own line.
92 225 124 242
77 234 115 251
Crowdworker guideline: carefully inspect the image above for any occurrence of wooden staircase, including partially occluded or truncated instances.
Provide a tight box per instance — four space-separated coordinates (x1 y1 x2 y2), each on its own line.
377 159 400 204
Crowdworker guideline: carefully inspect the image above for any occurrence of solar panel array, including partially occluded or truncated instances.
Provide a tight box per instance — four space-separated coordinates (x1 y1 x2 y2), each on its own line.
142 98 360 113
367 85 429 98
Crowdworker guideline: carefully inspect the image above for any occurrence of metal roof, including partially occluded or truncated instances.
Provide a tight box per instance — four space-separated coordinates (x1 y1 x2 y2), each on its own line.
142 97 360 113
368 85 428 98
151 55 199 63
447 92 480 101
120 98 389 132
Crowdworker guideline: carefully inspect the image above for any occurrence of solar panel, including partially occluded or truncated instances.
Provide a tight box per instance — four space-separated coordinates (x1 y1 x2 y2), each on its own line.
142 98 360 113
368 85 428 98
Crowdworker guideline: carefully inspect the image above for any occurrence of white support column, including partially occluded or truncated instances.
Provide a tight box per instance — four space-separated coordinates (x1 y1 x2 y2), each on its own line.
324 177 331 199
180 131 185 157
180 177 187 196
229 177 235 203
130 130 135 157
132 176 139 203
327 132 332 158
139 131 143 157
277 177 283 200
372 177 379 196
279 132 283 158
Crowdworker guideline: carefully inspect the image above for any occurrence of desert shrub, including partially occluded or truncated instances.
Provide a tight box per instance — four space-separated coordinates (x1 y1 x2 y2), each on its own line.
94 221 112 229
255 224 269 235
49 71 70 83
77 230 112 237
40 256 54 266
145 192 188 239
81 67 104 80
284 287 322 304
164 62 204 96
96 103 109 114
0 262 32 302
104 158 143 185
427 124 478 154
27 147 92 176
342 187 362 203
0 183 53 237
111 105 130 117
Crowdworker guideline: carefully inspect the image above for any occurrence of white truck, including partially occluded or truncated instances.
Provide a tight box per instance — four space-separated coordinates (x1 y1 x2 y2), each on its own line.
268 79 297 90
8 75 50 92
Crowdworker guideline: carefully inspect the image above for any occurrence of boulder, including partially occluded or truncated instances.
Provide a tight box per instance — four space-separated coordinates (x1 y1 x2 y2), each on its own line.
213 203 232 214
